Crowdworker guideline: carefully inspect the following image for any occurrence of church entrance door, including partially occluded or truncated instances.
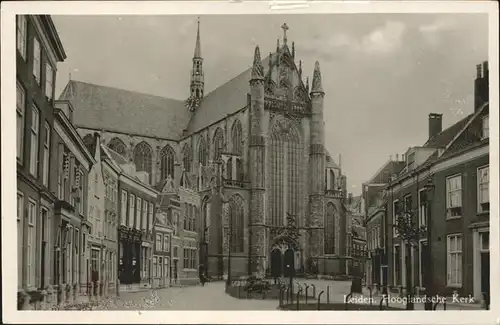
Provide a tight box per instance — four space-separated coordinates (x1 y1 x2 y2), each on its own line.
283 248 295 278
270 249 282 278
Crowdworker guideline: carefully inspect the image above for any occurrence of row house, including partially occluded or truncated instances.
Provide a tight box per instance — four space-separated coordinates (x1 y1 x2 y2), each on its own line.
80 131 118 295
344 194 367 277
386 62 490 301
363 158 406 287
52 101 95 298
155 167 202 286
100 146 158 288
15 14 67 296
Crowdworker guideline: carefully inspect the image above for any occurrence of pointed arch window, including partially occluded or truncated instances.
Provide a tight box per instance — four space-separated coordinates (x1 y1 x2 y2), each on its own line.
182 144 192 173
324 203 336 254
202 198 211 243
82 134 94 151
160 145 175 181
229 195 244 253
268 118 302 227
330 170 336 190
226 157 232 180
231 120 243 155
213 128 224 161
108 137 127 157
134 142 153 184
198 137 207 166
235 158 243 182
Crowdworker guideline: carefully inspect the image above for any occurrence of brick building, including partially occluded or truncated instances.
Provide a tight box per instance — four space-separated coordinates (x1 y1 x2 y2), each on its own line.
363 159 406 287
344 194 367 277
386 62 490 300
16 14 66 295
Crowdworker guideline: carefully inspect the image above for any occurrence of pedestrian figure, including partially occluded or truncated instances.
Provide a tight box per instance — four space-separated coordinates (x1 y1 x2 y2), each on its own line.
199 264 206 286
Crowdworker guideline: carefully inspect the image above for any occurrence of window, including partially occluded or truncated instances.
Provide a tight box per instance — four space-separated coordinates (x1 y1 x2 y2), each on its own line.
482 115 489 139
213 127 224 161
198 138 207 166
121 190 127 225
447 234 462 287
173 246 178 258
45 64 54 100
418 189 427 228
29 105 40 176
148 202 154 232
142 200 148 230
153 256 158 277
190 248 197 269
17 192 24 286
393 245 401 286
418 240 427 288
33 37 41 84
324 203 335 254
268 119 301 227
16 15 27 59
108 137 127 157
392 200 400 237
27 199 37 287
480 232 489 251
446 174 462 218
478 166 489 213
163 234 170 252
182 144 192 173
16 82 26 161
160 145 175 181
172 212 178 236
403 194 412 212
155 234 162 251
229 196 244 253
158 256 163 279
128 194 135 228
231 120 243 155
136 197 142 229
133 142 153 184
42 123 51 186
183 248 189 269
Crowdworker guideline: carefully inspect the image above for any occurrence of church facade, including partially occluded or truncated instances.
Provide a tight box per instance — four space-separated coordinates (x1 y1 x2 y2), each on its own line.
60 21 347 278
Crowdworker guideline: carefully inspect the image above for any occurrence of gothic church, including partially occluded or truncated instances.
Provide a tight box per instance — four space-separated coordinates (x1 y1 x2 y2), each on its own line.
60 20 348 277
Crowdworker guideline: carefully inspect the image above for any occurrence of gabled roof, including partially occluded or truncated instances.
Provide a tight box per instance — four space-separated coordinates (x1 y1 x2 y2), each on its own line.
423 113 474 148
59 80 189 140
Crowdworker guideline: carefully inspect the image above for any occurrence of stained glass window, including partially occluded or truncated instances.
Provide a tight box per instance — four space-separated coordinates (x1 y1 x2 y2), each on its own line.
108 137 127 157
134 142 153 184
324 203 336 254
268 118 302 227
229 195 244 253
160 145 175 180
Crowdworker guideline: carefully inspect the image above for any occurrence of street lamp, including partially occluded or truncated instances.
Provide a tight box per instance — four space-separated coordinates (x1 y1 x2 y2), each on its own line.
423 177 434 311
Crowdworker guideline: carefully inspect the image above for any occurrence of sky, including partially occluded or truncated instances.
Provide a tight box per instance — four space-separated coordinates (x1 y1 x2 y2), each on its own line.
52 14 488 195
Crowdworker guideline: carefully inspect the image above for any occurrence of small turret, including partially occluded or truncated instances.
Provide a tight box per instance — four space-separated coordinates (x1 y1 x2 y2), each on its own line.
310 61 324 95
251 46 264 81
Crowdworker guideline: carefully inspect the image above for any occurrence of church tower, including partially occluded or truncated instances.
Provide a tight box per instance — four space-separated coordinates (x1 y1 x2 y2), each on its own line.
309 61 326 260
190 18 204 99
248 45 266 276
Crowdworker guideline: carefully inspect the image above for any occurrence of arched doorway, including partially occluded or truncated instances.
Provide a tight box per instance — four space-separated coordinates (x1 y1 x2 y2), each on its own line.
270 249 282 278
284 248 296 278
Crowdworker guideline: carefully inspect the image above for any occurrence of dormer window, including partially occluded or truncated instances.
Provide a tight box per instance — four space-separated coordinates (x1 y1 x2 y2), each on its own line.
482 115 489 139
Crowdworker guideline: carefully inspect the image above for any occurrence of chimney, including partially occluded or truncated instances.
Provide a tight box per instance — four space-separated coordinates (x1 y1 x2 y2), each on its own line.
474 61 489 111
428 113 443 139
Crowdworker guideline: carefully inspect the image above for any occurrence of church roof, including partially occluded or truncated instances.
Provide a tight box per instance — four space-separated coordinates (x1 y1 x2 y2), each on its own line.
186 54 271 134
59 80 189 140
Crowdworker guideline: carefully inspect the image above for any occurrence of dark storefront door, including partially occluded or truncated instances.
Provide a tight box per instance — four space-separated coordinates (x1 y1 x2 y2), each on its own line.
481 252 490 304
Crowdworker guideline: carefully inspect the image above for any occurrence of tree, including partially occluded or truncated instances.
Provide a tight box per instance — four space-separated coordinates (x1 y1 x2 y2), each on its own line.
393 204 427 310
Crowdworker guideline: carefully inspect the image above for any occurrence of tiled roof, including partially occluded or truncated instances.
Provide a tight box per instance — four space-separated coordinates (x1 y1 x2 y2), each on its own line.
187 54 271 134
59 80 190 140
423 113 474 148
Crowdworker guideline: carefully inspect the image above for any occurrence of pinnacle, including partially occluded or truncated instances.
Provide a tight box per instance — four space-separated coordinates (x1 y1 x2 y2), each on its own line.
311 61 324 94
251 45 264 80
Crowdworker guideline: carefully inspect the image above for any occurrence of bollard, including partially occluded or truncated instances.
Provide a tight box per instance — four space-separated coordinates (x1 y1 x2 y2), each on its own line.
311 284 316 299
317 290 325 310
327 285 330 304
305 284 310 304
296 288 303 311
368 286 373 306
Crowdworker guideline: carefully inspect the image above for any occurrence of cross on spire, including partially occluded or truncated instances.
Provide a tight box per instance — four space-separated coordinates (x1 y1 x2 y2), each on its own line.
281 22 289 44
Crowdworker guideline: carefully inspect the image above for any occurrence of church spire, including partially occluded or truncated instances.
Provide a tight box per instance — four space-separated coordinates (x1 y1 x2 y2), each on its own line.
194 17 201 58
310 61 324 94
189 17 204 105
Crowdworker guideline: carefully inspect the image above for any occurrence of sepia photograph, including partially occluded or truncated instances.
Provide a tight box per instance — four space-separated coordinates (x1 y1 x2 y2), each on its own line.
1 1 498 324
